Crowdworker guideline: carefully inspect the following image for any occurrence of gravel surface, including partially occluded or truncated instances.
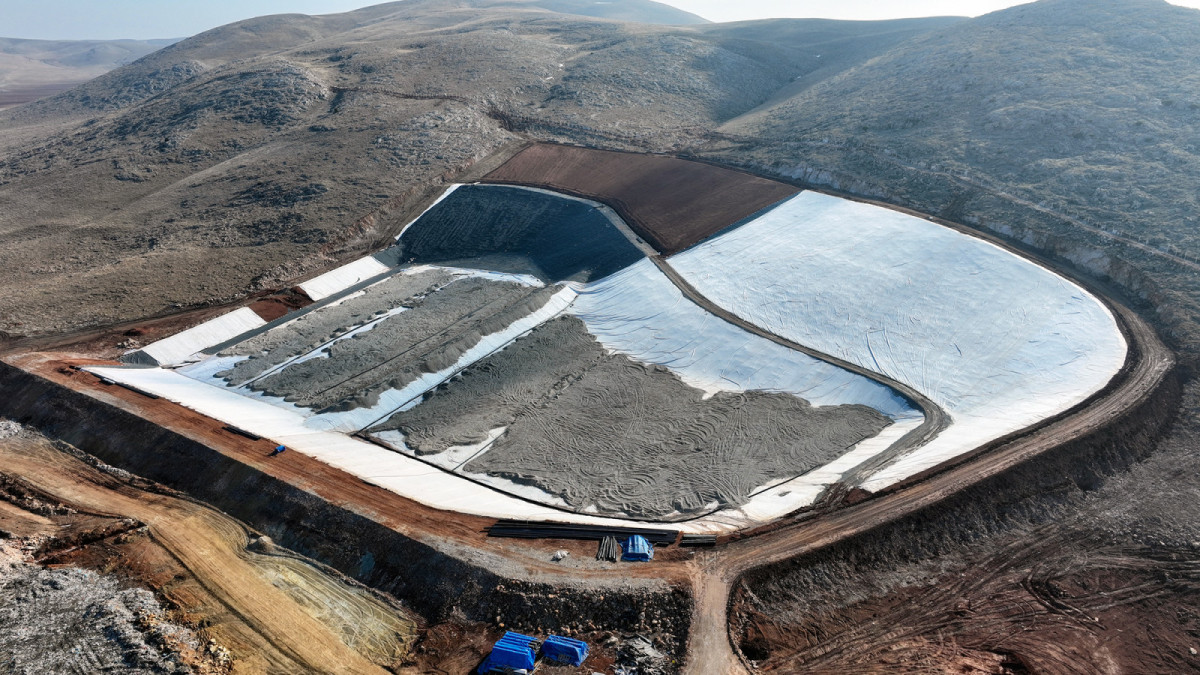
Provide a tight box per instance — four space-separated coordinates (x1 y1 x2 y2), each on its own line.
217 267 456 386
250 276 561 412
0 557 201 674
374 316 889 518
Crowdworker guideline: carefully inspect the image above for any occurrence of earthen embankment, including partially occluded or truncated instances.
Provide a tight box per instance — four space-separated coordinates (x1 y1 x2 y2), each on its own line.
0 359 693 660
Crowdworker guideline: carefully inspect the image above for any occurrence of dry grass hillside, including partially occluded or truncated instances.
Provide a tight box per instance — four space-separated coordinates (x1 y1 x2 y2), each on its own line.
4 1 1200 671
0 37 173 110
716 0 1200 356
0 0 945 337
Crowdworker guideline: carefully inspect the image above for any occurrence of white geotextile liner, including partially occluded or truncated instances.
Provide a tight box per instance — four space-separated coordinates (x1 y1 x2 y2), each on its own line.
102 258 927 530
305 284 579 433
670 192 1128 487
568 258 919 420
82 364 734 532
297 256 392 301
138 307 266 366
180 283 577 434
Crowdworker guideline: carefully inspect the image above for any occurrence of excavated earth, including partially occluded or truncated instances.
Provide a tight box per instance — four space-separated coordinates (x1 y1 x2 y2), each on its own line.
0 561 208 675
4 3 1200 673
483 143 800 254
371 315 889 519
0 357 697 671
217 267 459 386
0 423 416 674
238 275 559 413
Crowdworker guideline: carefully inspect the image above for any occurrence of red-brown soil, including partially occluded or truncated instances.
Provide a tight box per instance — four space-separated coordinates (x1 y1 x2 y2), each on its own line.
482 143 800 254
248 289 313 321
6 351 689 586
0 196 1176 675
2 429 624 674
732 527 1200 673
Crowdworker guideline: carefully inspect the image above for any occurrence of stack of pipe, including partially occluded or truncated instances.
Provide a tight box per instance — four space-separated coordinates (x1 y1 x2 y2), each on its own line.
596 535 620 562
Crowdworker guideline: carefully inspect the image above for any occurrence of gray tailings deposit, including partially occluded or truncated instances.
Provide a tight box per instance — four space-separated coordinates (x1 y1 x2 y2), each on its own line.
0 562 203 674
223 273 560 413
218 267 457 385
396 185 644 282
371 317 889 519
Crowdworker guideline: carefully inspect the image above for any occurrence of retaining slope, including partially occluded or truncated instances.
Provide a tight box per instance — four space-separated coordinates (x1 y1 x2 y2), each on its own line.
732 351 1181 663
483 143 799 255
0 360 692 659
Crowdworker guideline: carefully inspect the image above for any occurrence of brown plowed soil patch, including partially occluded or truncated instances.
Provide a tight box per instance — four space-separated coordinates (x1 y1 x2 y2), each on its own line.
732 528 1200 674
247 289 313 321
483 144 799 254
0 83 83 109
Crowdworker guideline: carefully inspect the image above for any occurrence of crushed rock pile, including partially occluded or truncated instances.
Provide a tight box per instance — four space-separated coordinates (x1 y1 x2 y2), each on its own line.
0 550 214 674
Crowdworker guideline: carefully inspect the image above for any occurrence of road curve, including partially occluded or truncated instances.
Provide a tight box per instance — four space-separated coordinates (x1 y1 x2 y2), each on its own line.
675 267 1172 674
649 255 950 502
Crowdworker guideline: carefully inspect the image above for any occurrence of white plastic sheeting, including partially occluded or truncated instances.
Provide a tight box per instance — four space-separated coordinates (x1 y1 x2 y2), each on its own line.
180 282 576 434
297 256 392 301
135 308 266 366
670 192 1128 489
85 364 797 532
569 258 920 420
305 285 579 432
90 256 927 530
82 365 654 528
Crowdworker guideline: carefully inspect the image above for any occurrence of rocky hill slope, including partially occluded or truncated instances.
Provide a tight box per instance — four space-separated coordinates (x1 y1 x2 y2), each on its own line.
2 0 1198 355
0 37 172 88
0 37 173 110
5 2 1200 671
0 0 948 336
715 0 1200 353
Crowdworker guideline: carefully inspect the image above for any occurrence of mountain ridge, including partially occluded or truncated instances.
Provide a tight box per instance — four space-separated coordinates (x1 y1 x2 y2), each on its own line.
1 0 1198 353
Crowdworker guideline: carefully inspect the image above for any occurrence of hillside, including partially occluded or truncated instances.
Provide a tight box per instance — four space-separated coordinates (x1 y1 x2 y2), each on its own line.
4 1 1200 672
2 0 1198 355
0 0 946 336
715 0 1200 349
0 37 173 109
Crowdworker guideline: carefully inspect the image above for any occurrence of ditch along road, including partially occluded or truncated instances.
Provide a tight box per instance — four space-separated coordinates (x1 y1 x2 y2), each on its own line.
0 204 1171 672
668 266 1173 674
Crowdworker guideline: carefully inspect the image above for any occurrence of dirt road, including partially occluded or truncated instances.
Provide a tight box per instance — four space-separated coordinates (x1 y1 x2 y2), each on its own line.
0 436 414 674
650 255 950 500
5 280 1170 675
686 563 741 674
0 191 1173 674
678 276 1173 674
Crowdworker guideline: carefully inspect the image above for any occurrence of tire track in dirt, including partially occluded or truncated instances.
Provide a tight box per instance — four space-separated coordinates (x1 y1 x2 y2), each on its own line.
0 437 414 674
680 281 1171 674
376 316 888 520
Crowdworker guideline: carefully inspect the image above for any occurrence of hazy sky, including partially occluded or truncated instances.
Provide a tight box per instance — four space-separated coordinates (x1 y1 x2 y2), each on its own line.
4 0 1200 40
